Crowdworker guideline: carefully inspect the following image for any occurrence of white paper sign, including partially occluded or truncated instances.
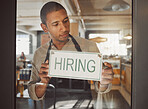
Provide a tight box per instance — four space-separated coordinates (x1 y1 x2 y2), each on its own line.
48 50 102 81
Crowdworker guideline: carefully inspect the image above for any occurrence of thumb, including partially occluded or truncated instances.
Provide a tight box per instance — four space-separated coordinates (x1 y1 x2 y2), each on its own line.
45 60 49 64
103 62 112 68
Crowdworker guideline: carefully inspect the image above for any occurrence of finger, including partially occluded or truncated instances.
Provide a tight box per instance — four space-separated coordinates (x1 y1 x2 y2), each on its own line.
100 79 113 85
102 74 113 79
103 62 112 68
45 60 49 64
102 69 113 75
39 73 51 79
40 68 49 74
40 67 49 70
39 71 48 75
40 77 51 84
39 73 49 78
45 77 50 81
41 63 49 68
42 77 50 80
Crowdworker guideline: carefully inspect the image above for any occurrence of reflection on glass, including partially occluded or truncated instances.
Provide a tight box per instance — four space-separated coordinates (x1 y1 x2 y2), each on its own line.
16 0 132 109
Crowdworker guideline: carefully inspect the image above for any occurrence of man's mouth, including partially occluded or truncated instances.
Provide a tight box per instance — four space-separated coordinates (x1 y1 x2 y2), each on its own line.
60 33 69 38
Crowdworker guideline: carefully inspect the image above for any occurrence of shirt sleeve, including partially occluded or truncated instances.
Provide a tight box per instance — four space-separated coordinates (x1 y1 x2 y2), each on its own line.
27 49 46 101
27 63 45 101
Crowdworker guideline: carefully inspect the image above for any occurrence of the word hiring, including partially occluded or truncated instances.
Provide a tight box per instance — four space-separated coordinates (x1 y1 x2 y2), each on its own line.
54 57 96 73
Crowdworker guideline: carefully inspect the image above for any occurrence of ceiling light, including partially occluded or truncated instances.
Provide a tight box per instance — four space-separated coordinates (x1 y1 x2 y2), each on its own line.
89 37 108 43
123 33 132 40
103 0 130 11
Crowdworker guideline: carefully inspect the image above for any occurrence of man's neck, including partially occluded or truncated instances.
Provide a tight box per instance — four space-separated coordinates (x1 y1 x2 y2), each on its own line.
52 39 68 50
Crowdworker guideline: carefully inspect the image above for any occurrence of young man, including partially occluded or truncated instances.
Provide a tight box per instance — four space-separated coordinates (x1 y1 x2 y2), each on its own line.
28 1 113 106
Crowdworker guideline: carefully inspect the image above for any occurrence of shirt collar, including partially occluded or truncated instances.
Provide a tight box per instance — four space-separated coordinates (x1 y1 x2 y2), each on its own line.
48 34 72 47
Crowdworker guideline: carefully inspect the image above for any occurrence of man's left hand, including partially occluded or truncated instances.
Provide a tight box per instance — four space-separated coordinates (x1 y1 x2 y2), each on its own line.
99 62 114 91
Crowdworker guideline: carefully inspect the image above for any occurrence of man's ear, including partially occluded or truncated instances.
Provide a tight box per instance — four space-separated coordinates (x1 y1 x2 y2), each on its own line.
40 23 48 33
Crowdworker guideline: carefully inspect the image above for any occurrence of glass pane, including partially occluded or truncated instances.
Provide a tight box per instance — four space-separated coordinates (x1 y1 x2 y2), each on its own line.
16 0 132 109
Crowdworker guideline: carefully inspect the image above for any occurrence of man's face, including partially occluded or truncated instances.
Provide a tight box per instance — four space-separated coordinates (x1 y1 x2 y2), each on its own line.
43 9 70 43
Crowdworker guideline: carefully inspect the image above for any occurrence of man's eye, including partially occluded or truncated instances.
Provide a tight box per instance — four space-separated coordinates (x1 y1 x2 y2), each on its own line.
63 19 69 23
53 23 58 26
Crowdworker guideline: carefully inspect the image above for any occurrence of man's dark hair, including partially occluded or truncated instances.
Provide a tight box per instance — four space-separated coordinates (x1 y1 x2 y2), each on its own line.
40 1 66 25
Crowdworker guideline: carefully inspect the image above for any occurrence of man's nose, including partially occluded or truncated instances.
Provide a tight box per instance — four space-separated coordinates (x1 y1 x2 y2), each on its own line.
60 23 67 31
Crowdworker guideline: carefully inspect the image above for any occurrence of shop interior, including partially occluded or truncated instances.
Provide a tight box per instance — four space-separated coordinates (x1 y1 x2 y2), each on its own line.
16 0 132 109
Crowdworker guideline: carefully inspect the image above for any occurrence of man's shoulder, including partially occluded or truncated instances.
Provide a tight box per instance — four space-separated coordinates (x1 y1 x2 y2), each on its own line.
34 43 48 55
72 35 99 52
32 42 49 64
73 36 95 44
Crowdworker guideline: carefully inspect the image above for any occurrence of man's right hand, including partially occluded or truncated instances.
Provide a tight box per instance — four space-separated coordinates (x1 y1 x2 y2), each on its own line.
35 60 51 98
39 60 50 84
